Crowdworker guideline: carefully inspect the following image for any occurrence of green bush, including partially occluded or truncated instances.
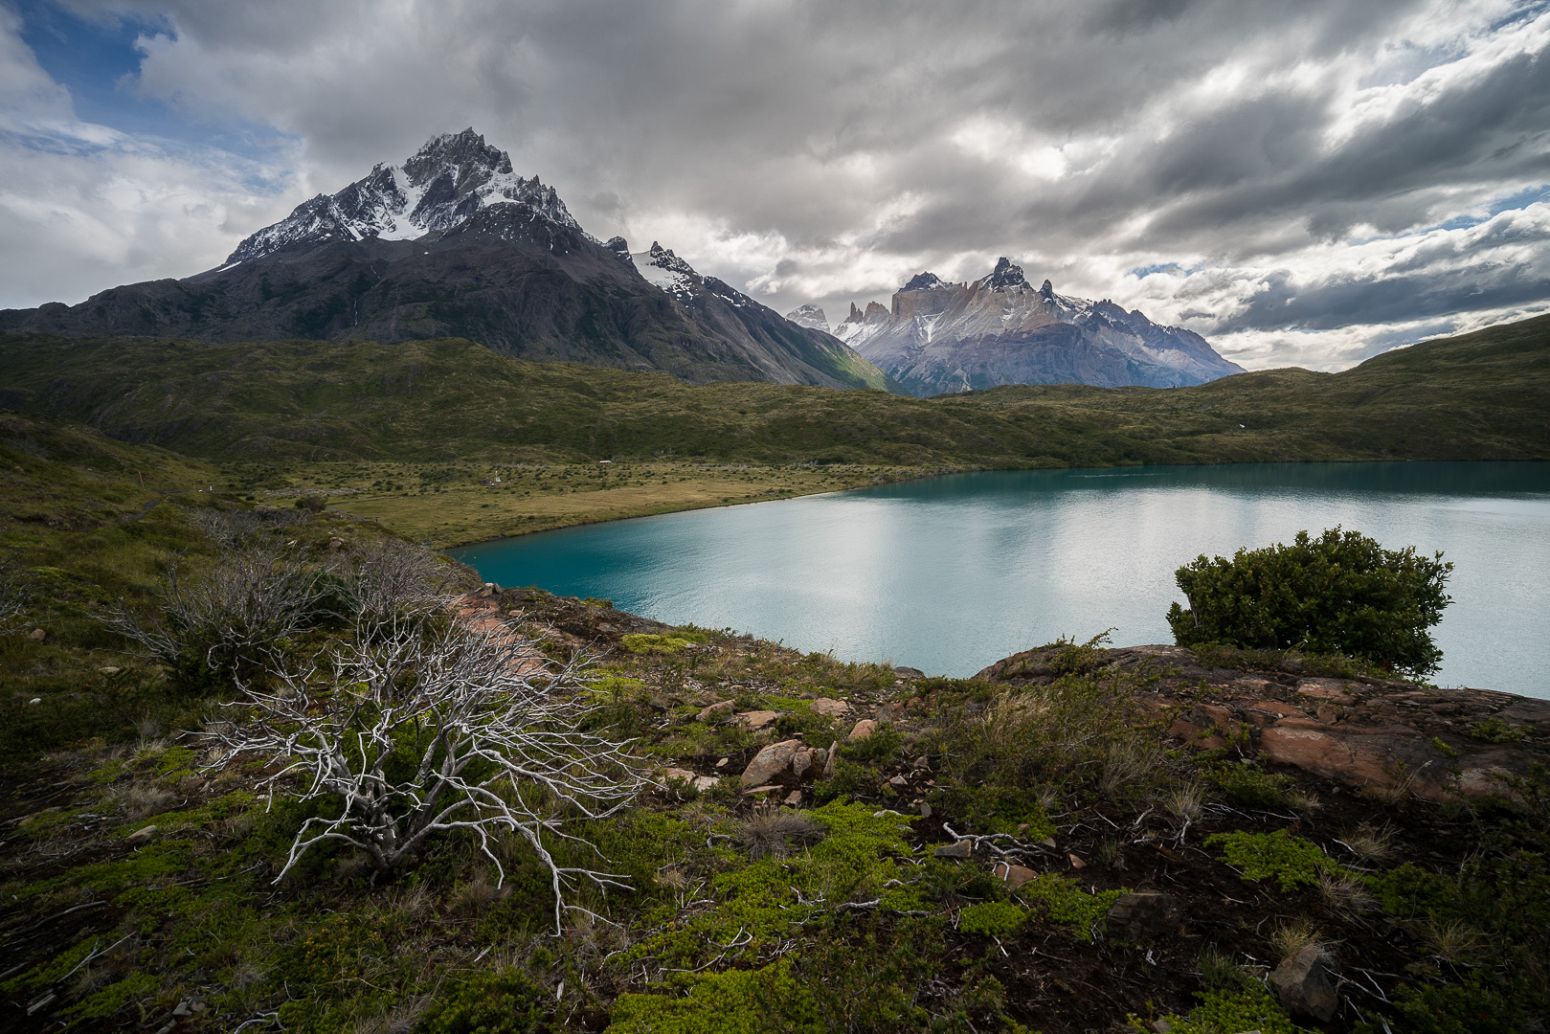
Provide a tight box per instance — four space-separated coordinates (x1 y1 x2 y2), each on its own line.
1167 527 1451 678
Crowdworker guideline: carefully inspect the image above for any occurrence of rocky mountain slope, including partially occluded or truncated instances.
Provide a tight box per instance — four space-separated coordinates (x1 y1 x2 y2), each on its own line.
0 130 885 391
831 259 1243 395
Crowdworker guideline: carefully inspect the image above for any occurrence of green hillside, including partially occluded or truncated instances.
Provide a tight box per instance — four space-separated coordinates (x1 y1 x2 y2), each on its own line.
2 314 1546 466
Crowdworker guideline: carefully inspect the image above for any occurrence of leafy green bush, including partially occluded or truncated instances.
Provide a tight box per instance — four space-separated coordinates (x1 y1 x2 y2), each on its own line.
1167 527 1451 678
1206 829 1338 892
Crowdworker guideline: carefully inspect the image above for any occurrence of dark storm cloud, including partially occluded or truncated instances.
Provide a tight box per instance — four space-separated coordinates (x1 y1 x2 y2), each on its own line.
7 0 1550 365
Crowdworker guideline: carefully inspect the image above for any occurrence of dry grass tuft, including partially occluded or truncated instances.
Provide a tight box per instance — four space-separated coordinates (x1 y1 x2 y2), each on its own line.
1270 917 1328 964
1340 821 1397 864
736 809 826 860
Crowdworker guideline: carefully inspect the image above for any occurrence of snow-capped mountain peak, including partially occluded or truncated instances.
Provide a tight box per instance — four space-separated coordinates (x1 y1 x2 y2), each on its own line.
979 257 1028 292
785 303 830 332
225 128 582 264
901 272 950 292
631 241 701 300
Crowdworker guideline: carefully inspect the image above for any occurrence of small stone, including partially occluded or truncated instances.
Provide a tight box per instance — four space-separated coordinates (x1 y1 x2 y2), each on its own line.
326 536 345 551
27 627 46 642
661 767 697 784
1269 944 1338 1022
698 700 735 721
98 666 122 676
741 783 783 796
1067 852 1086 870
812 697 850 717
692 775 718 792
1040 837 1058 849
127 824 158 843
784 789 803 806
848 719 878 742
28 697 41 705
715 757 730 768
736 710 780 731
887 774 909 789
173 1000 193 1017
935 840 974 859
993 862 1037 889
918 801 933 819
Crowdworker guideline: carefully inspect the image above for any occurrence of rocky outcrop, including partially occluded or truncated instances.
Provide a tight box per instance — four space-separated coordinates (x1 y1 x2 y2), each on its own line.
1270 945 1340 1022
980 644 1550 802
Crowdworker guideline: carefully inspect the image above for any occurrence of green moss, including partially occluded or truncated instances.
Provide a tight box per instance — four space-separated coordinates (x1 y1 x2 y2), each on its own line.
65 971 163 1022
620 632 708 656
607 961 820 1034
1206 829 1338 892
625 802 919 970
419 967 556 1033
1016 875 1125 941
959 900 1026 936
1135 983 1308 1034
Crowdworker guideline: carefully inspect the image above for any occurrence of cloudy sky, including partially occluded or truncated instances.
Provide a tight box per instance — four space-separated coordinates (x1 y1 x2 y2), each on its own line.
2 0 1548 370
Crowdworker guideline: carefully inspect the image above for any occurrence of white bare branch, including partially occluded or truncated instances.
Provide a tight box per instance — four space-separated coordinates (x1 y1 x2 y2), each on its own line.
201 610 648 933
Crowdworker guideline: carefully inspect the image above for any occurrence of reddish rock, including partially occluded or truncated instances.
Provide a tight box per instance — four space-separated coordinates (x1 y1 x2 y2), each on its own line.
697 700 734 721
993 862 1037 889
812 697 850 717
848 719 878 742
736 710 780 731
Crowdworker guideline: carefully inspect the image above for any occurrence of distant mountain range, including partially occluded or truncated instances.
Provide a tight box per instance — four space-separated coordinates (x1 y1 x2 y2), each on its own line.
791 260 1242 396
0 127 1244 395
0 130 886 391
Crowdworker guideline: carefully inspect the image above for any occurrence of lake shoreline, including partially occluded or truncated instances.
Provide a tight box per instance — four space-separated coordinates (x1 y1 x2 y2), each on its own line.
449 460 1550 698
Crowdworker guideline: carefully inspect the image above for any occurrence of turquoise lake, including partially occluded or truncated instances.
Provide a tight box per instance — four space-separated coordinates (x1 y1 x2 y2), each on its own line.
450 462 1550 698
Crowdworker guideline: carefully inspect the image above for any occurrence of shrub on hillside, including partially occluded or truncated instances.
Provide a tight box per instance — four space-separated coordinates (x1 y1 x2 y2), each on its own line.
1167 527 1451 678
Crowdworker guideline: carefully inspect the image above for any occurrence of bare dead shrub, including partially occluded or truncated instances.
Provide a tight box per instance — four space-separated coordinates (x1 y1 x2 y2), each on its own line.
202 612 647 931
109 544 325 688
0 558 27 630
333 538 461 624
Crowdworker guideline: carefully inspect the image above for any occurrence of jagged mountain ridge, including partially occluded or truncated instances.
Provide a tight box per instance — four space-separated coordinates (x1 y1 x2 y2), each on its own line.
832 258 1243 396
0 130 885 391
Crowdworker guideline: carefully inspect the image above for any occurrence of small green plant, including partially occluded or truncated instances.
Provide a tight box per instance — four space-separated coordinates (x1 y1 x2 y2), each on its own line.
959 900 1026 936
1206 829 1338 892
1134 982 1308 1034
1206 764 1294 809
1467 716 1528 744
1168 527 1452 678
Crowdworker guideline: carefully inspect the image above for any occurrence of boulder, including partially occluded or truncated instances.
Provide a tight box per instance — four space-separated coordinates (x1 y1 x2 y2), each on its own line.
1269 944 1339 1022
812 697 850 717
894 666 926 680
739 739 824 788
1105 891 1181 939
848 719 878 742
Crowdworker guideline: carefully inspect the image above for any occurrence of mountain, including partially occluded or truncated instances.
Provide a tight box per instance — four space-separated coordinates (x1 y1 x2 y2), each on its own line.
831 259 1243 395
0 129 885 391
785 304 830 332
